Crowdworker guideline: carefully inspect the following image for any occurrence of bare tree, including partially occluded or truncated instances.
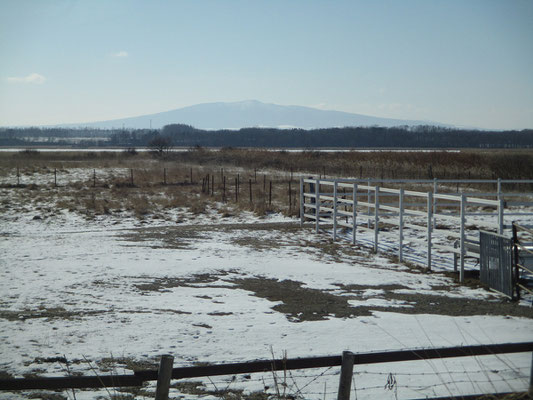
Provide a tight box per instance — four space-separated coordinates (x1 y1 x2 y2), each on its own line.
148 136 173 155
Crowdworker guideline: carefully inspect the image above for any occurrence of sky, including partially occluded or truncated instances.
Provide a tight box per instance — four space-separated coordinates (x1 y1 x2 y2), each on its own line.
1 0 532 130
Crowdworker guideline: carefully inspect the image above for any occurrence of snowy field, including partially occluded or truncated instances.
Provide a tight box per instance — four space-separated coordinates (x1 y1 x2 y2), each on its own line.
1 169 533 400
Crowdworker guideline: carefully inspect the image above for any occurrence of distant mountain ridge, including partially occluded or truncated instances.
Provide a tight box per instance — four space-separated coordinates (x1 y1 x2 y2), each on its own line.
59 100 447 130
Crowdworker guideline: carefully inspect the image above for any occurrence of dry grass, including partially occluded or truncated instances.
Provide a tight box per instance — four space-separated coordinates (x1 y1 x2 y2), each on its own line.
1 148 532 222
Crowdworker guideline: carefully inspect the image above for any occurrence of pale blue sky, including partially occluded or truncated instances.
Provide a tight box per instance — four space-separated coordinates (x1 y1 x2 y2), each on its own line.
1 0 532 129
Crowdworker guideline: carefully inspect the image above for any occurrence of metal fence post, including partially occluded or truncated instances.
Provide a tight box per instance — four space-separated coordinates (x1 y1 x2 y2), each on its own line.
300 178 304 227
155 355 174 400
512 222 521 301
427 192 433 271
460 194 466 283
497 178 502 202
352 183 358 245
337 351 355 400
374 186 379 253
315 179 320 233
367 178 371 228
453 240 458 273
433 178 438 229
498 198 504 235
399 188 404 263
333 180 338 241
528 353 533 397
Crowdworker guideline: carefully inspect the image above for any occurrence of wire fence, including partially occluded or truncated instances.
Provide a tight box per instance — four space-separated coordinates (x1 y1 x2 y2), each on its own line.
2 342 532 400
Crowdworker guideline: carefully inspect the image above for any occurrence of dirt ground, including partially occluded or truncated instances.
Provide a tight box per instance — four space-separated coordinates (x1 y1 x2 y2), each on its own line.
120 223 533 321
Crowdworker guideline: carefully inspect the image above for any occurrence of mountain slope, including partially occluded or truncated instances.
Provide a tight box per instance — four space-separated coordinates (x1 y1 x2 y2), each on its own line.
61 100 444 130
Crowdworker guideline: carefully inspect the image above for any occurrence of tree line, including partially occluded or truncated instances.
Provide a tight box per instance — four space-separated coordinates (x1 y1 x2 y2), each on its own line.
1 124 532 148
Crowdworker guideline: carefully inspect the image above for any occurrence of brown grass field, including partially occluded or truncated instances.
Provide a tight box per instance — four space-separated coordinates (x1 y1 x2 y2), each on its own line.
1 148 532 223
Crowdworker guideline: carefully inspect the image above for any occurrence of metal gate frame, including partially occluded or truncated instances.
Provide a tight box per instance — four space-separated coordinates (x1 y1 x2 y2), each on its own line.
479 231 515 299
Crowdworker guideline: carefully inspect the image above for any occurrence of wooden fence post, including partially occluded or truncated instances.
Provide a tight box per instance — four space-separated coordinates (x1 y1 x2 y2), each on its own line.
212 175 214 196
337 351 355 400
249 179 252 203
17 166 20 186
269 180 272 206
155 354 174 400
223 176 226 202
54 168 57 187
93 169 96 188
235 178 238 202
427 192 433 271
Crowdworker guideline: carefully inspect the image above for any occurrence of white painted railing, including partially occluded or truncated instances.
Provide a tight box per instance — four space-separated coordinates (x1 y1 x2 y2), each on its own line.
299 178 533 282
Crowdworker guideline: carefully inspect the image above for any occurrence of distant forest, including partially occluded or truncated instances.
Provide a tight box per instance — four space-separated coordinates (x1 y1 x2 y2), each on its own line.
1 124 532 148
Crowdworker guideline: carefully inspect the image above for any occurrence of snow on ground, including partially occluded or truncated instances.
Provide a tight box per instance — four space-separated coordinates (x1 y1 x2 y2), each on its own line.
1 176 532 399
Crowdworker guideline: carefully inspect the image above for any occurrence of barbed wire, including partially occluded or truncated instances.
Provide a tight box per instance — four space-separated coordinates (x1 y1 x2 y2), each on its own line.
353 367 525 376
187 371 529 394
177 364 527 386
408 376 529 391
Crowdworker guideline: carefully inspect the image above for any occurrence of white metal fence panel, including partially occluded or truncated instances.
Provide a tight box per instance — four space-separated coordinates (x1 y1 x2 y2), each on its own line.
300 178 533 282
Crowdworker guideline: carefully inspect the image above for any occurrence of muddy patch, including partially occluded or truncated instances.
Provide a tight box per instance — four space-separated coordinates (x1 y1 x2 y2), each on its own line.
119 228 204 249
118 222 307 251
231 277 533 321
0 307 107 322
231 277 372 321
384 291 533 318
231 235 282 251
132 271 237 293
96 356 159 372
334 283 410 293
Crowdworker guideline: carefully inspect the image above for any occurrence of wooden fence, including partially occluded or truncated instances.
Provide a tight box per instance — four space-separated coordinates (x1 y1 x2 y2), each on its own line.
1 342 532 400
7 165 301 213
300 178 533 282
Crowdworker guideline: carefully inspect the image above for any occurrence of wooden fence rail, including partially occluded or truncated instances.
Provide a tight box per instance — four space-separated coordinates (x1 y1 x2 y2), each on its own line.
1 342 532 392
